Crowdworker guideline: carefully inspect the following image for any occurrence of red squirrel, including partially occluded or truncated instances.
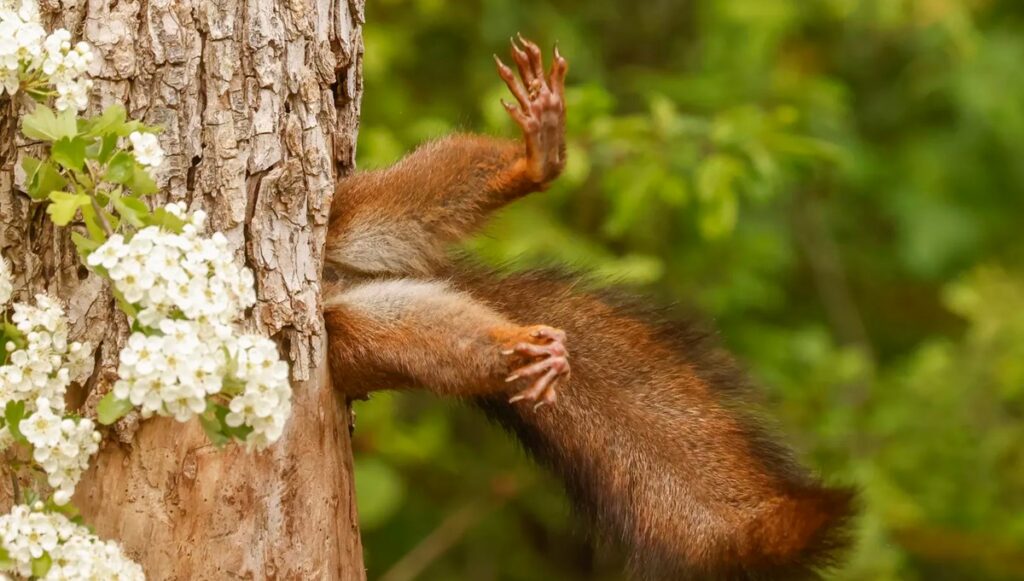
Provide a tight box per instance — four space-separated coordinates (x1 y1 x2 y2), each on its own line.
323 36 855 580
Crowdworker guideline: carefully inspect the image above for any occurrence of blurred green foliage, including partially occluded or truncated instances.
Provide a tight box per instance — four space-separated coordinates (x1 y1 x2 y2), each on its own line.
350 1 1024 579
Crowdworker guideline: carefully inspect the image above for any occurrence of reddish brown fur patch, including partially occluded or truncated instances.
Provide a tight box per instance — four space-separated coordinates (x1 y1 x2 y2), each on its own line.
324 279 567 403
326 136 540 277
452 267 855 580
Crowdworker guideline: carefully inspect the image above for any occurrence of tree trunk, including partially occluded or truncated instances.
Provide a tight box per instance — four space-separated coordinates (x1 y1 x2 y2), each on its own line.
0 1 366 579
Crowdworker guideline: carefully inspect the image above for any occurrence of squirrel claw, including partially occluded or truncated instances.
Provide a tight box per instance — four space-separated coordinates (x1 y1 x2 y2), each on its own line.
505 325 569 409
497 34 567 185
508 369 559 407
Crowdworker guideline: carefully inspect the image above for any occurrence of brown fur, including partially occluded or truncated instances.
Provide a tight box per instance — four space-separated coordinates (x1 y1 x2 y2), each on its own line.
455 269 855 580
327 135 535 277
322 37 854 580
323 277 548 398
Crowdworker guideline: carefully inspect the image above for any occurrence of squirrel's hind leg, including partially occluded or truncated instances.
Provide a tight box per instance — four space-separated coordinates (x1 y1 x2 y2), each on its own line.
324 279 570 405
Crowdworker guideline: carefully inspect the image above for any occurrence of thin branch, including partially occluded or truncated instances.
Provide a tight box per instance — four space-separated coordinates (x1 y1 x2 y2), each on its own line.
379 497 508 581
9 470 20 505
82 160 114 237
793 193 872 355
89 194 113 237
792 189 875 409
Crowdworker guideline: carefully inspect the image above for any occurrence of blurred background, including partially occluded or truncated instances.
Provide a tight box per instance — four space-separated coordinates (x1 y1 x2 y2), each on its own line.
349 1 1024 579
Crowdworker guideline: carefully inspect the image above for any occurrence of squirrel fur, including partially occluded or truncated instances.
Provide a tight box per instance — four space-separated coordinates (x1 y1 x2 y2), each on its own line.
322 36 855 580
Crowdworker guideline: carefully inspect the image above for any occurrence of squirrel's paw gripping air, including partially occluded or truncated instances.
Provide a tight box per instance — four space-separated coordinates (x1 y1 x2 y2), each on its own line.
494 34 568 185
502 325 569 409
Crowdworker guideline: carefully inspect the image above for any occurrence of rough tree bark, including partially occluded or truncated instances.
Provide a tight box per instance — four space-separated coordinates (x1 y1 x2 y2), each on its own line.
0 0 366 579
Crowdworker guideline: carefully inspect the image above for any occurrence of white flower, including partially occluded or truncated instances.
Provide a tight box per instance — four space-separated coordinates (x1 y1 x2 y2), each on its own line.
0 256 11 304
52 489 71 506
0 504 144 580
90 215 257 329
224 334 291 451
24 413 99 497
21 402 62 448
128 131 164 168
0 2 93 108
84 204 291 446
114 322 226 421
53 75 91 111
0 292 99 498
0 294 94 414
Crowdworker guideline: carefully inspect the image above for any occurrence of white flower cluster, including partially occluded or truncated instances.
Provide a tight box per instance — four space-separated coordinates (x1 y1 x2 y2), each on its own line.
39 29 93 112
0 0 94 110
0 295 98 503
0 295 94 414
0 504 144 580
224 335 291 451
0 0 42 95
114 319 227 422
127 131 164 168
20 400 101 504
88 205 255 329
0 257 11 305
95 203 290 450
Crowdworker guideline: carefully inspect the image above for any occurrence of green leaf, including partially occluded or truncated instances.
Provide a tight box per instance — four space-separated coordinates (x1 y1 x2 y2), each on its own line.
81 104 127 138
44 497 80 520
46 192 90 226
97 393 133 425
2 322 25 352
22 158 66 202
112 194 151 228
21 105 77 142
696 154 742 239
90 133 119 163
146 207 186 233
697 154 743 204
21 155 40 182
0 545 12 570
214 404 254 441
4 400 26 443
128 166 158 196
199 407 230 447
79 202 107 242
105 148 159 196
31 552 52 578
51 137 88 171
71 232 101 262
73 167 94 191
110 287 138 319
105 151 135 184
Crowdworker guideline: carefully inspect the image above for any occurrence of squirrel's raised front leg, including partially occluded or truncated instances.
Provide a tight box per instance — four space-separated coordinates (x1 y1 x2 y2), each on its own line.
324 280 570 407
326 37 568 277
494 34 568 187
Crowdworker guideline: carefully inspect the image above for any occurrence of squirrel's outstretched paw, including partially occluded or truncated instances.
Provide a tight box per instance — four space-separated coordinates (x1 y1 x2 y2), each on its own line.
493 35 567 185
503 325 570 409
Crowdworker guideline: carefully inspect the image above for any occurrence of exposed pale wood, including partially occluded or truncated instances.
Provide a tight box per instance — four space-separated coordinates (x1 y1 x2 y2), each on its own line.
0 1 366 578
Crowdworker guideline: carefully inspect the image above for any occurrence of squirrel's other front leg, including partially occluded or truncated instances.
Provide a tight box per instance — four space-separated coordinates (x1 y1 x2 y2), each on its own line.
326 36 568 278
324 279 570 407
494 34 568 188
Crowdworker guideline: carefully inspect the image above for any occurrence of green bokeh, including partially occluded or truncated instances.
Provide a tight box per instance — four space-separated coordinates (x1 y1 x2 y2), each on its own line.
351 1 1024 579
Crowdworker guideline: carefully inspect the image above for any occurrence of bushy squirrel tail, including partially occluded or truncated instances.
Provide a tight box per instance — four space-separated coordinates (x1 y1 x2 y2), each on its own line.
728 483 856 579
458 269 856 579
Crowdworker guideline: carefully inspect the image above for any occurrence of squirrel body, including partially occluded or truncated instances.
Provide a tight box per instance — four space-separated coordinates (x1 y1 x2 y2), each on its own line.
323 37 854 580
